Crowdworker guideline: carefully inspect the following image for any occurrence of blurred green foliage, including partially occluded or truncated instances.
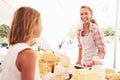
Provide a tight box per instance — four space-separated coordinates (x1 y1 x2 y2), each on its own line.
0 24 9 47
101 27 115 36
0 24 9 39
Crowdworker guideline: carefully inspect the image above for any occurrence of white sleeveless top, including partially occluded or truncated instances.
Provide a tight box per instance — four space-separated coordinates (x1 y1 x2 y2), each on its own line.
0 43 42 80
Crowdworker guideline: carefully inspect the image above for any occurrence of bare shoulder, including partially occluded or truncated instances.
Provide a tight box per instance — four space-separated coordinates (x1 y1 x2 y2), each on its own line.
17 48 36 66
19 48 36 60
16 48 37 72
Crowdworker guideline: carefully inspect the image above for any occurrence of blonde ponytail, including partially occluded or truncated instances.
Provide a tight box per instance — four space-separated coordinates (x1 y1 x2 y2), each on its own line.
90 19 97 24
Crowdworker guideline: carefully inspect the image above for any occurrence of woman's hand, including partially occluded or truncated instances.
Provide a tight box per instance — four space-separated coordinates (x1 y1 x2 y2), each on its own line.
76 60 81 65
98 52 105 59
92 56 103 65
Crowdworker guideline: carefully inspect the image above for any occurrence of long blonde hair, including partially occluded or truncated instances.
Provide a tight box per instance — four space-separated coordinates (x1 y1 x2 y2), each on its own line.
8 6 40 45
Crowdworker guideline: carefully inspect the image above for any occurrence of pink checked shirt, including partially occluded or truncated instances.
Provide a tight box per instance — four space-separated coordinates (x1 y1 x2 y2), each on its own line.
77 23 105 54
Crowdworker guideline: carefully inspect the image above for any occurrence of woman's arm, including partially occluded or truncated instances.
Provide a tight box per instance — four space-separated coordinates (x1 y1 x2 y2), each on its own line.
76 28 83 64
76 48 82 64
92 25 105 59
16 49 36 80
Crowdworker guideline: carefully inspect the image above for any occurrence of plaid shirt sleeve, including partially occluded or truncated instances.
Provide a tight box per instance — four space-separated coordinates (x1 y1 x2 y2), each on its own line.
92 24 105 54
77 28 82 48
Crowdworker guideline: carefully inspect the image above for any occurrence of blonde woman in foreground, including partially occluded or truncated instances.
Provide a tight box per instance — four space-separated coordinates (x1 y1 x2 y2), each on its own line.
1 6 46 80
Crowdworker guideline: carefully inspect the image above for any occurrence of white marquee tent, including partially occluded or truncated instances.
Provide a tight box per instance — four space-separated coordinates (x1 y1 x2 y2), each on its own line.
0 0 120 68
1 0 119 49
0 0 82 50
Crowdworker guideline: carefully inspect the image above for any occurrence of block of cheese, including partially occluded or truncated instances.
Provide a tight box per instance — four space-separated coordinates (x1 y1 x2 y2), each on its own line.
59 54 70 67
91 65 105 80
110 74 120 80
78 72 99 80
38 52 60 75
105 68 115 74
71 69 99 80
105 68 116 79
42 52 57 62
39 52 60 62
105 74 120 80
71 69 88 80
54 64 65 76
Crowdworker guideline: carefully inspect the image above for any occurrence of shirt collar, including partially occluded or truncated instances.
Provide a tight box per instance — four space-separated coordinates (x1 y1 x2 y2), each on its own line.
80 22 93 31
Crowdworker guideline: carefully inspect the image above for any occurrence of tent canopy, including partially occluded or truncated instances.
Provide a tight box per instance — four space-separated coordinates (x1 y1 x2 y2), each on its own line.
0 0 117 50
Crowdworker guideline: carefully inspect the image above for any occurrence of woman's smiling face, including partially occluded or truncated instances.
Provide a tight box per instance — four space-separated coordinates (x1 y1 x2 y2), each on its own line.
80 8 92 24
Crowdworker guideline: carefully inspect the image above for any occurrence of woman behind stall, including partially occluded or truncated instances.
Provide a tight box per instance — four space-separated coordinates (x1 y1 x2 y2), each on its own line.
76 5 105 67
1 6 43 80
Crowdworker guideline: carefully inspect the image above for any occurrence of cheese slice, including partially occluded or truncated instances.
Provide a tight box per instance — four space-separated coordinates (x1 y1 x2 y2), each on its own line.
59 54 70 67
78 71 99 80
71 69 99 80
105 68 115 74
110 74 120 80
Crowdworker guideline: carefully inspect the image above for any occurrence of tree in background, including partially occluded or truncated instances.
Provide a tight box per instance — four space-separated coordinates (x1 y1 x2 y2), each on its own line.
0 24 9 38
0 24 9 47
101 27 115 42
102 27 115 36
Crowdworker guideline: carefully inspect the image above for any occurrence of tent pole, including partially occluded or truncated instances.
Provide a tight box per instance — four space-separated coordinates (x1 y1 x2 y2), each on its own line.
113 0 119 69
